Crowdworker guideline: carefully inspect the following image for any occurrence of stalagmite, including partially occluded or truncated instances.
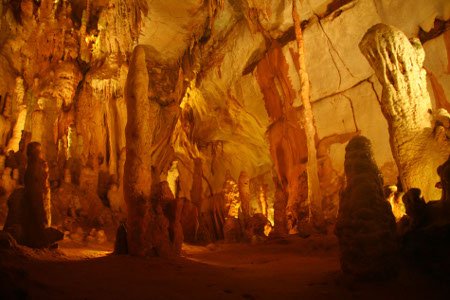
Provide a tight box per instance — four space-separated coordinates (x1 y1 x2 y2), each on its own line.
4 142 62 248
238 171 251 219
258 184 268 218
123 43 186 256
15 131 31 185
24 142 51 228
359 24 450 201
335 136 398 278
1 0 450 297
123 45 155 256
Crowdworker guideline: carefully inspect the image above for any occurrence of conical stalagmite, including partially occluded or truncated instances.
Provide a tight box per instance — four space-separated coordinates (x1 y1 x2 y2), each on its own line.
335 136 398 278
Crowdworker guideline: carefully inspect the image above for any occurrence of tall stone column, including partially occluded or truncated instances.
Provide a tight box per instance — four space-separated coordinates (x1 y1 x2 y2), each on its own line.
124 45 157 256
124 45 186 257
23 142 52 247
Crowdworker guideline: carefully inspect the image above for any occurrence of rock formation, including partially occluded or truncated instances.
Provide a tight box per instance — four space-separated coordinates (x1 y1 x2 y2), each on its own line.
222 173 242 242
437 155 450 206
258 184 268 218
244 213 272 241
123 45 155 256
399 156 450 276
398 188 428 235
399 155 450 233
359 23 450 201
335 136 398 278
256 42 309 234
0 0 448 259
124 43 186 256
25 142 51 225
238 171 251 219
114 223 128 255
3 142 63 248
272 175 288 236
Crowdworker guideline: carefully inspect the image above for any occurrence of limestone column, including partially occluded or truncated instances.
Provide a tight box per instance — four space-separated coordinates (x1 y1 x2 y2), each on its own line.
123 45 156 256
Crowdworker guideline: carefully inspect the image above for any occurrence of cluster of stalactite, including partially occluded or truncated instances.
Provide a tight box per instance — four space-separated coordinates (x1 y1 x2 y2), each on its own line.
0 0 147 244
0 0 276 254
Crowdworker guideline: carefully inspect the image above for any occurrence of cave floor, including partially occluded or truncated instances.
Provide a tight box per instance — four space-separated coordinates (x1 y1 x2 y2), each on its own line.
2 234 449 300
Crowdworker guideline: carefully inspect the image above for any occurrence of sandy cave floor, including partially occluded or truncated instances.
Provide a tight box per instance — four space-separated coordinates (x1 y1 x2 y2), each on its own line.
1 234 450 300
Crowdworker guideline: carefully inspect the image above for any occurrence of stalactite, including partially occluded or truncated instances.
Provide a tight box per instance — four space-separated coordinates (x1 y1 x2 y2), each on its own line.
79 0 91 63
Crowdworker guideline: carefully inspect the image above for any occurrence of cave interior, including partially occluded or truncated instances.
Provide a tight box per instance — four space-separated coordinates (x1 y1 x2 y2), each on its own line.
1 0 450 299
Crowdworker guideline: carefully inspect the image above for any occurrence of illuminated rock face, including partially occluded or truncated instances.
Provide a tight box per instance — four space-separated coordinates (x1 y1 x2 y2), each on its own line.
360 23 450 201
335 136 398 278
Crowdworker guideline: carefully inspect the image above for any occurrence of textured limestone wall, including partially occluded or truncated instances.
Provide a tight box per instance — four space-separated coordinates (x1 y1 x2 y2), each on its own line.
180 0 450 222
181 0 450 221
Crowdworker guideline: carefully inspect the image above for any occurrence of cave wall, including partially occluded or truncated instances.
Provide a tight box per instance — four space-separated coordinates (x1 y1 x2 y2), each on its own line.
170 0 450 220
0 0 449 228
